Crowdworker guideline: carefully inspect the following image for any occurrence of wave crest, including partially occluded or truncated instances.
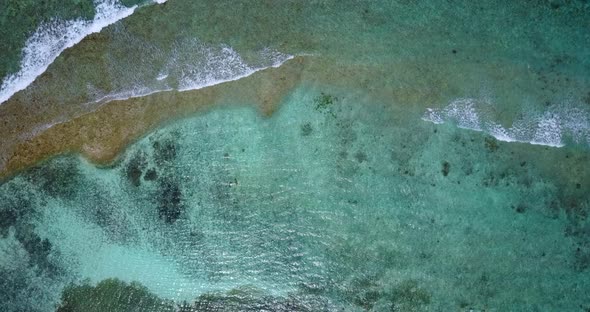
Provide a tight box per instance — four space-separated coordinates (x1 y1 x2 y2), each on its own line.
422 97 590 148
0 0 167 105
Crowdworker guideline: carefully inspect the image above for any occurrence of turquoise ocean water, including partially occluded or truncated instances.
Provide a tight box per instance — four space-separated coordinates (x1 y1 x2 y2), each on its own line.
1 1 590 311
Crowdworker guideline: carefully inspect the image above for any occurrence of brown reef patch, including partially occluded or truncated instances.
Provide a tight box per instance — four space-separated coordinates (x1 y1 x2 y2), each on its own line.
0 57 307 180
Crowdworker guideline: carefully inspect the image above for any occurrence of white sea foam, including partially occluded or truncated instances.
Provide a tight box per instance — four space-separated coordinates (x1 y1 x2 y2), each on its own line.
0 0 291 108
26 37 294 138
422 98 484 132
88 41 294 104
89 86 173 106
422 98 590 148
172 44 293 92
0 0 168 105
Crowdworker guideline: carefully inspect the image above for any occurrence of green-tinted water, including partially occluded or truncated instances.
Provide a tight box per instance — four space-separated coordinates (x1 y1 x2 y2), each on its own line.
2 85 590 311
0 0 96 77
3 0 590 149
1 0 590 311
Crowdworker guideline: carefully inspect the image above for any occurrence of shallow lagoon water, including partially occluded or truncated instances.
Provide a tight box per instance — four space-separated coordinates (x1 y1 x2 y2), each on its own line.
1 0 590 311
2 84 590 311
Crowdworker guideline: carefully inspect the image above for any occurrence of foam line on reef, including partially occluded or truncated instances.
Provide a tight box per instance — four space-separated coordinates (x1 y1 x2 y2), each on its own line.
422 97 590 148
0 56 308 181
86 47 294 106
0 0 166 105
174 46 294 92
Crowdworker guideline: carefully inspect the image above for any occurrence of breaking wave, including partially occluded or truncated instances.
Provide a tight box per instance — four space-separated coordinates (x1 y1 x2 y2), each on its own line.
422 97 590 148
0 0 166 105
85 39 293 105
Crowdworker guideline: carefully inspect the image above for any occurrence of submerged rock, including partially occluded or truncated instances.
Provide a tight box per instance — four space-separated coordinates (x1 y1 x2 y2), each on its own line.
153 138 178 164
57 280 336 312
391 280 431 312
183 286 331 312
300 122 313 136
24 158 81 198
314 92 338 111
144 168 158 181
157 178 183 224
125 152 147 187
56 278 174 312
442 161 451 177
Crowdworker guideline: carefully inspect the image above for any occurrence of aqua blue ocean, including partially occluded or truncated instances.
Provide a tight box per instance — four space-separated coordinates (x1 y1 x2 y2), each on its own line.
1 1 589 311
